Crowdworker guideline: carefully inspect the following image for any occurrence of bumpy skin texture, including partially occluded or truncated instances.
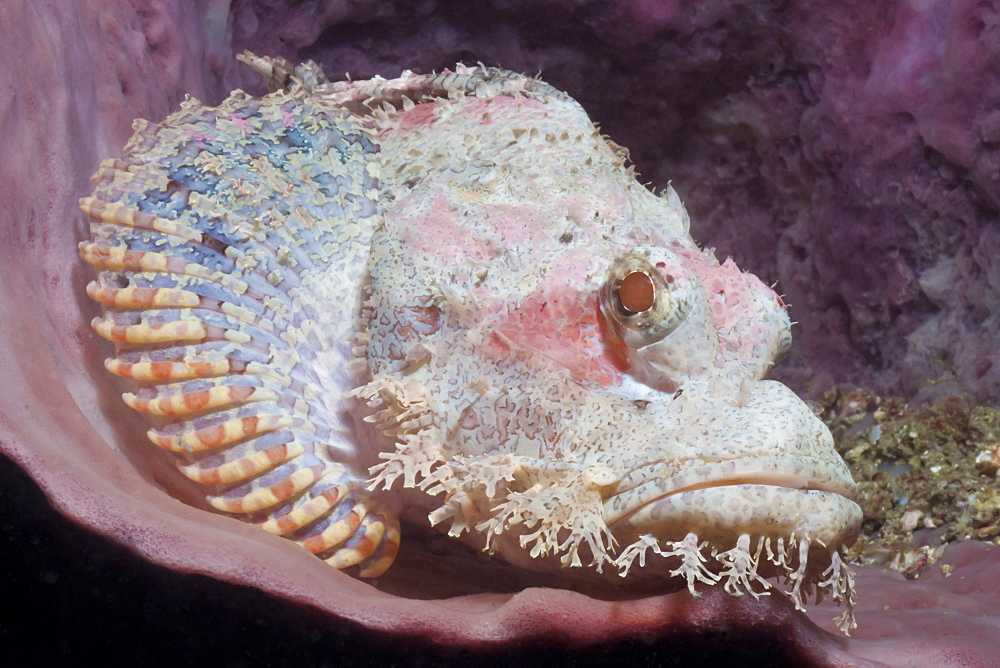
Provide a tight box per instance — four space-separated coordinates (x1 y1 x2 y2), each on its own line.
80 55 861 631
81 85 399 576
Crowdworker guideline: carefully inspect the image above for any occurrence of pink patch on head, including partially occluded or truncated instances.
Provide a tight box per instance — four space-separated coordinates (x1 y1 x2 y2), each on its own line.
395 96 548 135
492 250 627 387
475 204 538 246
667 248 787 368
396 191 486 266
396 103 438 133
670 248 750 330
395 195 554 271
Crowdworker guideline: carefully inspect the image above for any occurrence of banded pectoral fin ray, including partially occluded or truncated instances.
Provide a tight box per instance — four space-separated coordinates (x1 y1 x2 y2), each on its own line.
80 87 398 577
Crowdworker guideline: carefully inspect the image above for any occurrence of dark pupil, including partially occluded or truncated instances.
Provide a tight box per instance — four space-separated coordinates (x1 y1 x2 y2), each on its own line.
618 271 655 314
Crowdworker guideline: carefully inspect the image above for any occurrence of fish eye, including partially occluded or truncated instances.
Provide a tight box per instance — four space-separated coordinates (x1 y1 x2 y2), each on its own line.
618 271 655 314
599 247 697 349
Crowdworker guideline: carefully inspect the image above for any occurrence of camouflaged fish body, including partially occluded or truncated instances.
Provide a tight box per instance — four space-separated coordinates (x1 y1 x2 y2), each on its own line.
81 54 862 631
81 87 400 576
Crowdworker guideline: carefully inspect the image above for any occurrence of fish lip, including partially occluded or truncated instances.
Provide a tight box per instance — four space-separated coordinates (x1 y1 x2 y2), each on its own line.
602 453 858 528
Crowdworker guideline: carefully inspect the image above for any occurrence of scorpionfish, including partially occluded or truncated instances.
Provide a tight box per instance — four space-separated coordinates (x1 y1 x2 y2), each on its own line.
79 53 862 632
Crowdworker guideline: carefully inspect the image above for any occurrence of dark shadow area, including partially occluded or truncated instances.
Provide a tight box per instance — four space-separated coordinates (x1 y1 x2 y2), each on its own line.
0 453 815 666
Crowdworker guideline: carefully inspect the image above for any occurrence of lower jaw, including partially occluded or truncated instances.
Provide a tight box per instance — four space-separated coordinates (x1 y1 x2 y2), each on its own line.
607 484 863 556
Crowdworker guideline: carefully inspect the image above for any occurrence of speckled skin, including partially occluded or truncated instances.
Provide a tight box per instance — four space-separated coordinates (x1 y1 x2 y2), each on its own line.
80 54 862 632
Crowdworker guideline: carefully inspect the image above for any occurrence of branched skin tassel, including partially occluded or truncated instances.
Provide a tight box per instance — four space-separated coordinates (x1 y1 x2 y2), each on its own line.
82 53 862 632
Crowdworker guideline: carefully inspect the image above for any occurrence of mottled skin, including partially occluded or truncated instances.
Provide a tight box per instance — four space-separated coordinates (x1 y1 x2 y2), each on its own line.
80 54 862 632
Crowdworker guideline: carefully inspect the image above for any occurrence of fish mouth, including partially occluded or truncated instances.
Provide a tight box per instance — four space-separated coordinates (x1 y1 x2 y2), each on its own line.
603 453 860 544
